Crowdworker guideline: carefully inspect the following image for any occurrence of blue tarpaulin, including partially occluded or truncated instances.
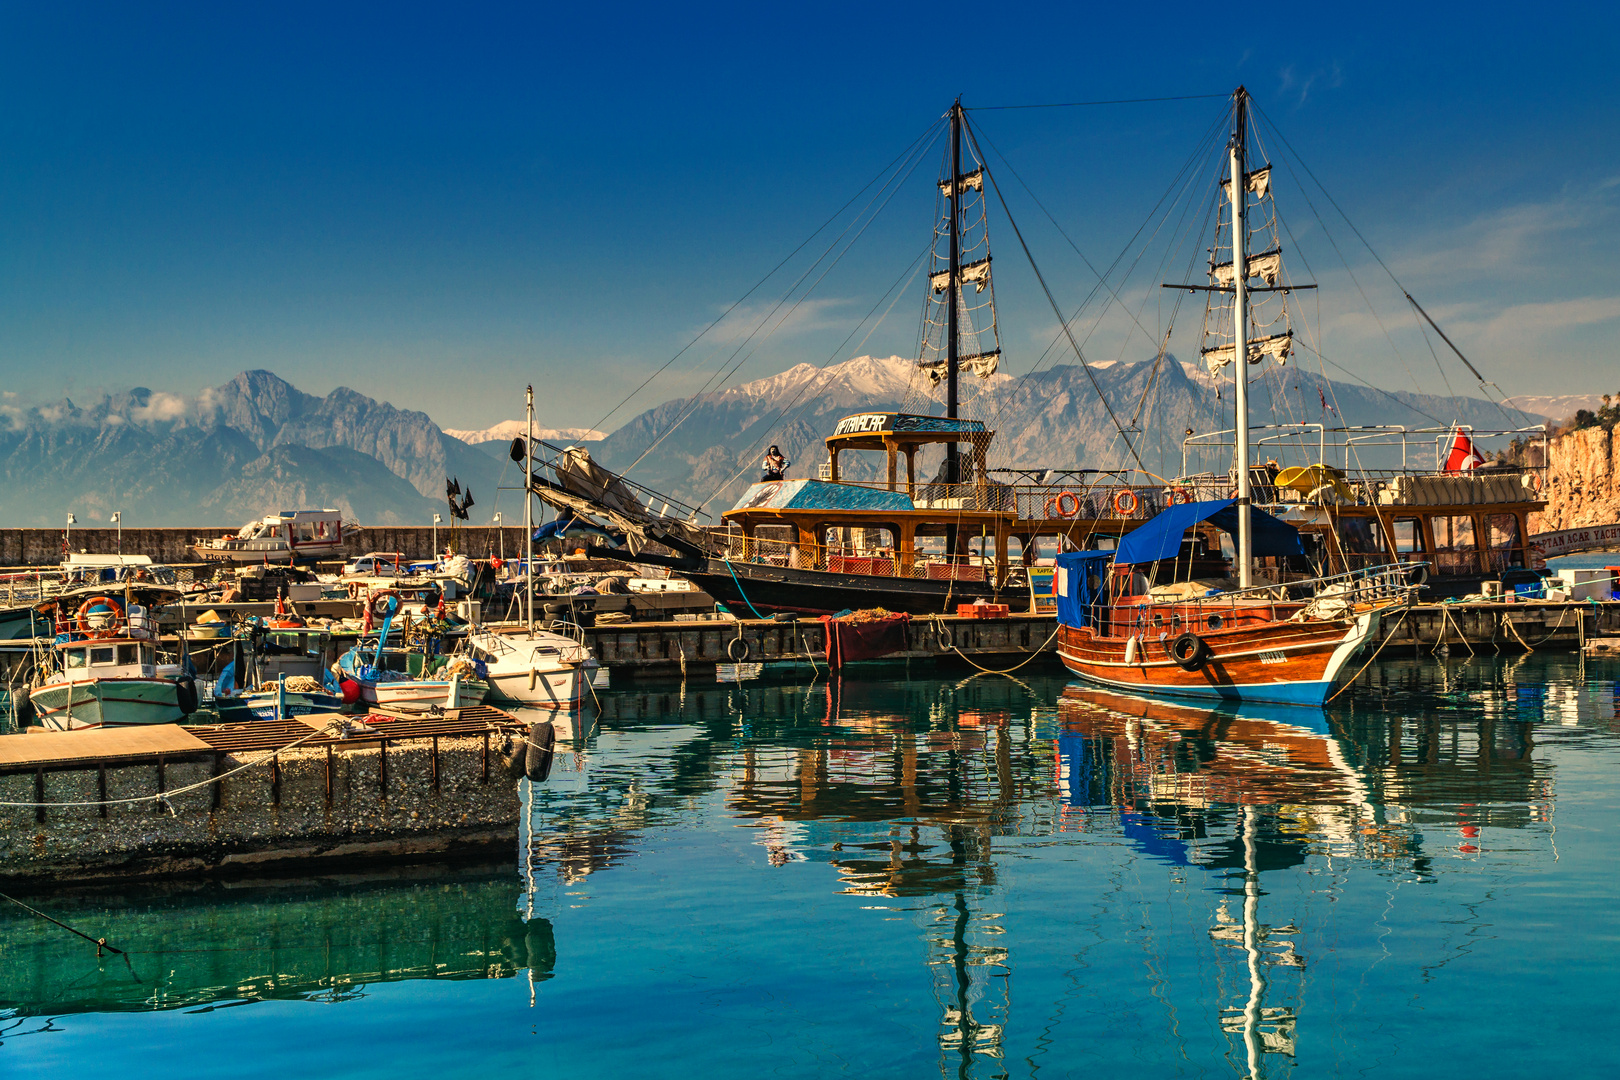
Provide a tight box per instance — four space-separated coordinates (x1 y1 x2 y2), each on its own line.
1054 551 1114 629
1113 499 1303 566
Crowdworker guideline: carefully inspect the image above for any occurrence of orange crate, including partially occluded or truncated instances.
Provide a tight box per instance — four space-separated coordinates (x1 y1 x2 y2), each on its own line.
956 603 1010 618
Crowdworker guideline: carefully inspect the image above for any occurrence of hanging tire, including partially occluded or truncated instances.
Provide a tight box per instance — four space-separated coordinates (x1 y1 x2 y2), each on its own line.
934 621 953 651
502 734 528 779
727 634 752 662
1169 632 1211 671
524 720 557 783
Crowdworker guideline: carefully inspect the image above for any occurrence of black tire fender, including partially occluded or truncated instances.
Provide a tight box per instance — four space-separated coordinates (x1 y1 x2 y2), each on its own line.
727 634 752 662
524 720 557 783
175 676 199 714
1169 632 1211 672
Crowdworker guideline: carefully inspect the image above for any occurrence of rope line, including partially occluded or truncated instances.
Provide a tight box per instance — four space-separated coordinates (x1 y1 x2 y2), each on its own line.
1325 608 1408 704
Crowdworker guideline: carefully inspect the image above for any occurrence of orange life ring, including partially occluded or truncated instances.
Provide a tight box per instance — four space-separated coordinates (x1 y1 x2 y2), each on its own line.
1044 491 1082 518
75 595 125 639
1169 486 1193 504
1112 489 1140 516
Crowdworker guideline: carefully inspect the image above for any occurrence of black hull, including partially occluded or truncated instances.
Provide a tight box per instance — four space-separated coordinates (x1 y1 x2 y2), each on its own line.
678 557 1028 616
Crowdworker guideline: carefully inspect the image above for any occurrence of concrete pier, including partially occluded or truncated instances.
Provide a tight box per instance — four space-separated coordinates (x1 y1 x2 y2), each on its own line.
0 707 526 886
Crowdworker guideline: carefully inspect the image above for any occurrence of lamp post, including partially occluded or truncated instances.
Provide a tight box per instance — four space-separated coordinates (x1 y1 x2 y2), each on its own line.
433 513 442 558
66 513 76 555
110 511 122 553
493 512 504 562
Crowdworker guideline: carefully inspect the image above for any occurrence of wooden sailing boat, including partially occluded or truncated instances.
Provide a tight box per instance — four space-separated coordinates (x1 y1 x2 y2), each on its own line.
1053 87 1414 706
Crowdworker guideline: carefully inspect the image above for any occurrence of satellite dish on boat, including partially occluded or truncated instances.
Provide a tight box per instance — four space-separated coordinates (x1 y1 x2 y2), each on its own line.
509 437 526 463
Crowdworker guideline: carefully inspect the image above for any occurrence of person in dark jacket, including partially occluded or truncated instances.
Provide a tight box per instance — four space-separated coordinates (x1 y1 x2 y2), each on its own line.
761 445 790 481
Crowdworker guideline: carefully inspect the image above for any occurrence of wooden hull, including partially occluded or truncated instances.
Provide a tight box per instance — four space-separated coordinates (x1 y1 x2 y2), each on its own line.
679 557 1024 616
30 678 184 730
1057 609 1381 707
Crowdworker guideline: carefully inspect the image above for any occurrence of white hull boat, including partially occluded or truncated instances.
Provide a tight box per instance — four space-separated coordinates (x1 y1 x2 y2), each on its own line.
463 626 597 710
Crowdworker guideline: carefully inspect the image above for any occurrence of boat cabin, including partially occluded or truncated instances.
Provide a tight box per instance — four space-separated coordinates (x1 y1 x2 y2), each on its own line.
59 638 161 680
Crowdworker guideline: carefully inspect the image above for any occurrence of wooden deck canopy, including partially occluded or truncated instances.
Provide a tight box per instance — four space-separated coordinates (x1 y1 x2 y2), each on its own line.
823 412 993 496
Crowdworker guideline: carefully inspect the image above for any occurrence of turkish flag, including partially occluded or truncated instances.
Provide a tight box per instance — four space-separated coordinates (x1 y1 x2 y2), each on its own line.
1444 428 1486 472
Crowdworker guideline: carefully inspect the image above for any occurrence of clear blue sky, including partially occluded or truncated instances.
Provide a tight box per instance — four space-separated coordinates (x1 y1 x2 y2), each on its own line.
1 2 1616 431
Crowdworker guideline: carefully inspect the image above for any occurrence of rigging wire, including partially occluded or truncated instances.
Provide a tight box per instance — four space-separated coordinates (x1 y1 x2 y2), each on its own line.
1249 102 1533 430
620 123 945 474
961 116 1147 472
693 241 934 514
967 93 1229 111
586 116 944 436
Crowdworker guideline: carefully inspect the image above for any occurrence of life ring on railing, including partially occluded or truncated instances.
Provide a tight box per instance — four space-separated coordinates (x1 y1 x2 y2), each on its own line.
1169 486 1194 504
369 592 401 620
1111 489 1140 516
75 596 125 639
1044 491 1082 519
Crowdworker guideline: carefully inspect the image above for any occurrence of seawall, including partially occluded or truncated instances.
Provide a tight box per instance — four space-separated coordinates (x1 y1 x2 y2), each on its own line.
0 525 531 567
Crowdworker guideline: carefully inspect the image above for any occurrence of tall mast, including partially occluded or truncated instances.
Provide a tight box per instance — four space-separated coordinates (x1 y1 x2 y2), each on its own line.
1229 87 1253 589
525 384 534 633
945 98 962 487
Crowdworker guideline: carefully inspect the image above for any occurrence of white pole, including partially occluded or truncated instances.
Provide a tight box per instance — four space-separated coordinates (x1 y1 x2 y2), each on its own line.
525 385 534 634
1230 88 1253 589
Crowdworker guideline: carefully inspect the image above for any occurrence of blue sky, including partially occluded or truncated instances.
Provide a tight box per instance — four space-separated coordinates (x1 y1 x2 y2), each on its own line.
1 2 1616 431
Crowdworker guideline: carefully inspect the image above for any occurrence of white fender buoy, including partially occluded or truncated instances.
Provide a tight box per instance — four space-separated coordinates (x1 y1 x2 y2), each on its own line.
1124 636 1140 665
528 667 538 691
448 672 462 708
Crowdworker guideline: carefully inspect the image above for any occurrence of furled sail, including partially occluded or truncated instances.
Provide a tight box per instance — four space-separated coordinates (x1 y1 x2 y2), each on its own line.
930 256 992 294
939 168 985 199
1211 248 1283 286
919 348 1001 384
1200 331 1293 373
1219 164 1271 199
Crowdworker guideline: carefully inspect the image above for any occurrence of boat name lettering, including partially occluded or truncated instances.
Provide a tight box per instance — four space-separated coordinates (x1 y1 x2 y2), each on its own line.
834 414 891 436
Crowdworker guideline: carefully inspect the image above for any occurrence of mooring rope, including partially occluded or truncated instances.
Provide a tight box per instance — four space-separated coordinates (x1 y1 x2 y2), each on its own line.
0 718 347 809
949 622 1063 676
1325 609 1408 704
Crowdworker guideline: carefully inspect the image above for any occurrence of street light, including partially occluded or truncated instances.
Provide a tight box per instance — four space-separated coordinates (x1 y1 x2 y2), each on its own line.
110 511 122 554
493 512 503 562
433 513 442 558
65 513 76 555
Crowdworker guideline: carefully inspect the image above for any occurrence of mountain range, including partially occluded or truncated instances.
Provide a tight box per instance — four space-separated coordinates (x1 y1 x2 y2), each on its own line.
0 359 1558 529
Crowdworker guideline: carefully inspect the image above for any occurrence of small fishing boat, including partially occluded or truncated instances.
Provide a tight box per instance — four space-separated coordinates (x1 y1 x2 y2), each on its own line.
192 509 345 565
334 594 489 707
28 594 199 730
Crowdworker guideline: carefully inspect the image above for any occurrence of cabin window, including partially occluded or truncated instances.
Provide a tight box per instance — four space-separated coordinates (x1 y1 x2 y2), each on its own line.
66 650 87 669
1433 515 1479 574
1337 519 1382 555
1389 518 1424 557
117 644 139 665
90 646 115 666
1486 514 1523 571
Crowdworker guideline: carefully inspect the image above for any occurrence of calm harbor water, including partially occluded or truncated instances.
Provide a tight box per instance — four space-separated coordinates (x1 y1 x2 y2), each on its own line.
4 655 1619 1078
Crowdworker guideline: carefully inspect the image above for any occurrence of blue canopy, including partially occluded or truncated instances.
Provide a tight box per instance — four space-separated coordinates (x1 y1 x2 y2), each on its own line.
1113 499 1304 566
1054 551 1114 629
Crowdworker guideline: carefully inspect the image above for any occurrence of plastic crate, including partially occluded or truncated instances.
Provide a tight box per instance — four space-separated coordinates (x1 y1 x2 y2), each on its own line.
957 603 1010 618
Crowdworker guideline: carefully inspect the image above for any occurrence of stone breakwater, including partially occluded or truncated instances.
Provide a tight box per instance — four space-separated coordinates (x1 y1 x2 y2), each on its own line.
0 735 519 886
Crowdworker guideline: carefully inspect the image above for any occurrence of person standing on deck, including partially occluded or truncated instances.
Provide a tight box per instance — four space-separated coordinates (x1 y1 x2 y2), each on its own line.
761 446 790 482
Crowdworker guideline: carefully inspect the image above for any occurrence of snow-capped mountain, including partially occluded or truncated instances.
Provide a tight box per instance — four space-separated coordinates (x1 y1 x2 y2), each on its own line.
444 421 609 445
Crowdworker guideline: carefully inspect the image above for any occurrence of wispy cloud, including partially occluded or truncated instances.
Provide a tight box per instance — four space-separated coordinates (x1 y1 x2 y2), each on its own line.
1277 62 1344 106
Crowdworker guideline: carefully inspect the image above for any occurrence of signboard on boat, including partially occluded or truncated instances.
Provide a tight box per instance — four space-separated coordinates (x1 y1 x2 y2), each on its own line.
1528 523 1620 558
831 413 988 437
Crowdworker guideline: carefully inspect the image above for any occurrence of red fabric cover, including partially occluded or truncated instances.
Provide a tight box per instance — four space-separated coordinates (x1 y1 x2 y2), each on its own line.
820 613 912 667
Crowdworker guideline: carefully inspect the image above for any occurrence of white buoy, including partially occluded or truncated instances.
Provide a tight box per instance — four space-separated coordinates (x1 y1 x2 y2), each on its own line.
448 672 462 708
1124 636 1140 665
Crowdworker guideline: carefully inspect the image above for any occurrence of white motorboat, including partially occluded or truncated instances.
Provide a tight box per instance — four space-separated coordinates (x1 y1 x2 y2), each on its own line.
461 624 597 709
192 509 345 564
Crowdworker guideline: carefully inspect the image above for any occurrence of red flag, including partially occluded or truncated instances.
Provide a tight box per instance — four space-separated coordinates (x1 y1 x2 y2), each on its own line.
1444 428 1486 472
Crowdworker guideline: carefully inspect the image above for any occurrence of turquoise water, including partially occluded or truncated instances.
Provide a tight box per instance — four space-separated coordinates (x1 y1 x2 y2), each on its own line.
4 656 1620 1078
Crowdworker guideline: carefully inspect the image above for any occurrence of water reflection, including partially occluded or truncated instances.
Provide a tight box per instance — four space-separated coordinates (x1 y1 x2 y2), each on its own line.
0 868 551 1020
514 658 1616 1078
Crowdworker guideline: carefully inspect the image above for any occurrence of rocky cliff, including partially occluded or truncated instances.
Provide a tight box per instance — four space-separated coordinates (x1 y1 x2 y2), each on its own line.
1535 425 1620 532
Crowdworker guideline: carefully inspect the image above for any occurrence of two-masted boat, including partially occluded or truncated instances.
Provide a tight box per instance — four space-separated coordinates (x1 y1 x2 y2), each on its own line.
516 90 1531 689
